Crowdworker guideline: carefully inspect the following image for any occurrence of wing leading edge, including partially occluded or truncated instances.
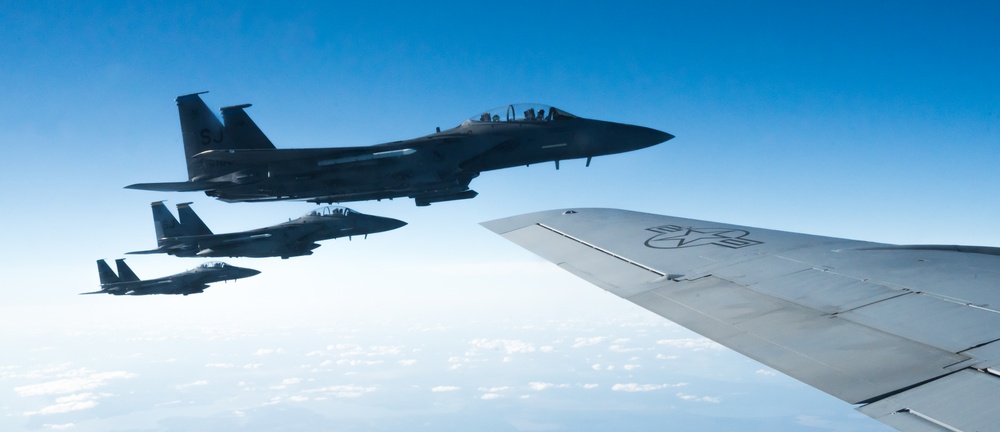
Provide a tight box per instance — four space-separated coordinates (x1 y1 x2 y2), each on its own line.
482 208 1000 432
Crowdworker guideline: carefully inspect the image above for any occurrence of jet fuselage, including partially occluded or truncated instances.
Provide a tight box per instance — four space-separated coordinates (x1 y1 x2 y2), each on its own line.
128 95 673 206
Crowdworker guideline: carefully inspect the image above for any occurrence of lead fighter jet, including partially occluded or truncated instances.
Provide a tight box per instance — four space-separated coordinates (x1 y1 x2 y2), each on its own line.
82 259 260 296
128 202 406 259
126 93 673 206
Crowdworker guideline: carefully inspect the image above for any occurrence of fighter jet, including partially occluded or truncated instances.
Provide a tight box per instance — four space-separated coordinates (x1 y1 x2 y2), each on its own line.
126 93 673 206
128 202 406 259
82 259 260 296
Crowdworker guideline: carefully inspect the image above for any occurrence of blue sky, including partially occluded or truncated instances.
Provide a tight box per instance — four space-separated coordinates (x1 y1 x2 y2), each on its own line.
1 1 998 431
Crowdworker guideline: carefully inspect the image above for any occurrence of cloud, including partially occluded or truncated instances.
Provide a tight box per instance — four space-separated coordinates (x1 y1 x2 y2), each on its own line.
609 345 644 353
479 386 512 393
335 359 384 366
431 386 461 392
254 348 284 356
528 382 569 391
581 383 599 390
612 383 686 392
655 338 723 350
43 424 75 430
755 369 777 376
480 393 501 400
528 382 554 391
329 344 403 357
15 371 136 396
304 385 376 398
205 363 235 368
268 378 302 392
539 345 555 353
175 380 208 390
398 359 417 366
24 393 102 416
676 392 721 403
622 364 642 371
470 339 535 354
572 337 607 348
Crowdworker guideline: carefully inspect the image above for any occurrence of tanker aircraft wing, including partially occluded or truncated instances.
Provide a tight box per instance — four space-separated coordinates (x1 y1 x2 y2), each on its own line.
482 208 1000 432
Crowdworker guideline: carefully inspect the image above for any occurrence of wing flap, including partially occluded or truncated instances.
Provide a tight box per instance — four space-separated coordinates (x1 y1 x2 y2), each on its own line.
858 369 1000 432
740 266 906 314
838 293 1000 353
631 276 969 404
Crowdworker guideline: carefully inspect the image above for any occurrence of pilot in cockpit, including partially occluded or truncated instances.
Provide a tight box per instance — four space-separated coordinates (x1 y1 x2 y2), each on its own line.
524 108 536 120
537 108 545 121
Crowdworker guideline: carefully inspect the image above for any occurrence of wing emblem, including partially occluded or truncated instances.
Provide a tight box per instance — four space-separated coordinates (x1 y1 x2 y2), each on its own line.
645 225 763 249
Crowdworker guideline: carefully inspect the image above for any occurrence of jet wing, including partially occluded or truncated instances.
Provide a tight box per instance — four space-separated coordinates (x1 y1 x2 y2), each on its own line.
125 180 234 192
193 146 419 167
173 225 320 251
482 208 1000 432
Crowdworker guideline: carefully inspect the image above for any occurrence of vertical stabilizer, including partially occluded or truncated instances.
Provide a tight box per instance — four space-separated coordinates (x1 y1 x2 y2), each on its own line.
221 104 276 150
151 201 184 246
97 259 119 285
176 92 231 181
176 203 213 236
115 259 141 282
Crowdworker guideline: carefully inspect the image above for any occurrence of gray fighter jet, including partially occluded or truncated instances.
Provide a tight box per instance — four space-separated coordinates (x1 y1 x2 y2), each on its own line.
128 202 406 259
126 93 673 206
82 259 260 296
483 208 1000 432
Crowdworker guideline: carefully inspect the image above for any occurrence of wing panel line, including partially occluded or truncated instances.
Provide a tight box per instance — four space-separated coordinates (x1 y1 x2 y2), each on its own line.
536 223 666 277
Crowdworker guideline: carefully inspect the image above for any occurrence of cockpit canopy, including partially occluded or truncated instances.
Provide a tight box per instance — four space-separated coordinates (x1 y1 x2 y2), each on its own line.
200 261 228 269
307 206 354 217
468 104 578 123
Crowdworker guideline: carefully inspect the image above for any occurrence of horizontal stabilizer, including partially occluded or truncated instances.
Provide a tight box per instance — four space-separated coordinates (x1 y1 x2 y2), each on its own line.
125 181 232 192
79 291 106 295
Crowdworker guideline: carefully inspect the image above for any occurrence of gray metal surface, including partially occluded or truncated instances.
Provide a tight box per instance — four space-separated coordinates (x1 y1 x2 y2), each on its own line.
481 208 1000 432
858 369 1000 432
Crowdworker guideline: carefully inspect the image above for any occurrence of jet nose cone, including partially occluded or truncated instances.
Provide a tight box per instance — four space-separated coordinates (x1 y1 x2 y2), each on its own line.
383 217 408 232
642 127 674 146
363 215 408 234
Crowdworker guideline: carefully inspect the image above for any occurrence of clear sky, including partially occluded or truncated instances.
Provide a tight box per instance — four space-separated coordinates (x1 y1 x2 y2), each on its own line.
1 1 998 431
